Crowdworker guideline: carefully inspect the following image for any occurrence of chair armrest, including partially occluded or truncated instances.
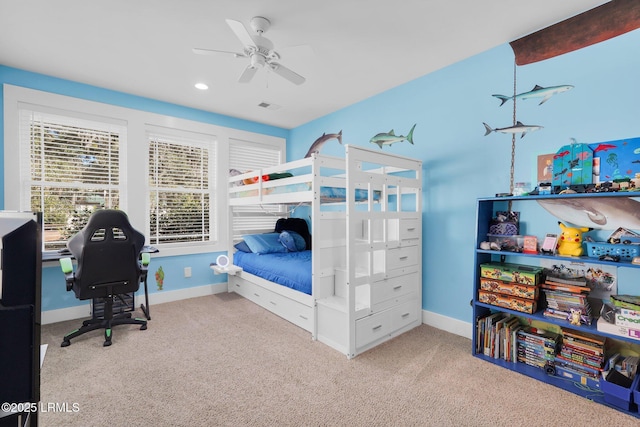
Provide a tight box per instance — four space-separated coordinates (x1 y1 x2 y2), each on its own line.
139 252 151 281
59 257 75 291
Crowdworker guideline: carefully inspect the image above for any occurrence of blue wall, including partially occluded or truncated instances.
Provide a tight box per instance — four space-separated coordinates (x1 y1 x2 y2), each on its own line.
289 29 640 323
0 65 289 311
3 28 640 321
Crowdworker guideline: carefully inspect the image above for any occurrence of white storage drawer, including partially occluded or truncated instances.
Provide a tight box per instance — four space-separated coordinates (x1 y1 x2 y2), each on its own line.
355 309 392 348
399 219 420 241
392 300 420 330
371 272 418 306
262 289 313 332
387 246 418 271
230 278 263 305
230 277 313 332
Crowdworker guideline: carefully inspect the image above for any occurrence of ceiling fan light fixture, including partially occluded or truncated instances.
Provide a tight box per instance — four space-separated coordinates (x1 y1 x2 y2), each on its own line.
194 82 209 90
250 54 266 68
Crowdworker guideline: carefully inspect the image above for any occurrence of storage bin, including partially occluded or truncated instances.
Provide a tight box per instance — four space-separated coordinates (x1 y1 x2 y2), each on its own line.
601 360 640 412
478 290 537 314
635 373 640 414
554 365 600 390
486 234 524 252
586 242 640 261
479 263 543 286
479 278 538 300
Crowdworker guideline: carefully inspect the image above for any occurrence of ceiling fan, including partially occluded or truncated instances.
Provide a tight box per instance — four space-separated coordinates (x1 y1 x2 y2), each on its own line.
193 16 306 85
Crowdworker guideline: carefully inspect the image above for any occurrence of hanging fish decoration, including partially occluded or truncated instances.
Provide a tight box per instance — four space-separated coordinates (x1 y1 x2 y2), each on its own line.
492 84 573 106
483 121 543 138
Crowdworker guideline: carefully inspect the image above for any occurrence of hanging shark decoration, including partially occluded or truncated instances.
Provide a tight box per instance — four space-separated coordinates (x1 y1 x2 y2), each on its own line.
492 84 574 106
483 121 543 138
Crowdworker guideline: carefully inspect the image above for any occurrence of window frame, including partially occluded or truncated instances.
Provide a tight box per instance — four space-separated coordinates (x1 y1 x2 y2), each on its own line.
20 107 127 251
147 125 216 247
3 84 285 257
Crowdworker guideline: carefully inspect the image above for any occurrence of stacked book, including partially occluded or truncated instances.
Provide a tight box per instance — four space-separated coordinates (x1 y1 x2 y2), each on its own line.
541 275 592 325
555 328 605 382
516 327 560 369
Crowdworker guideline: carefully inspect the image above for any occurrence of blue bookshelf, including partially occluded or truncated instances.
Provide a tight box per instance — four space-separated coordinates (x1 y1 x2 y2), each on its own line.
472 194 640 419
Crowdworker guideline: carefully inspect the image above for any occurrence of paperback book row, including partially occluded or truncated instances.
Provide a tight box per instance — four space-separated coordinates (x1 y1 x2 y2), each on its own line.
476 313 605 385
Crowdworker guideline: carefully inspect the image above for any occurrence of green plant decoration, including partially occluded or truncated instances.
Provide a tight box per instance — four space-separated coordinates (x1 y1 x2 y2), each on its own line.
155 266 164 291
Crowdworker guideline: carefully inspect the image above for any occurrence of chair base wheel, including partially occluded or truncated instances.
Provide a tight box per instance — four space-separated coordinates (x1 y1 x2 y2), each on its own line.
61 340 70 347
140 324 147 330
103 340 112 347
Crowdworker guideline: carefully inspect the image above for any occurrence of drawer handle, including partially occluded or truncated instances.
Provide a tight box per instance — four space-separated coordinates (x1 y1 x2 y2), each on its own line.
401 312 411 318
299 315 308 320
254 293 260 297
235 283 240 287
406 227 416 231
372 324 383 331
270 301 277 305
399 256 409 260
393 285 402 290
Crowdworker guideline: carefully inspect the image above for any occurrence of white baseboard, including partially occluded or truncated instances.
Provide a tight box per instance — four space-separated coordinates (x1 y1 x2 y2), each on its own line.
43 289 473 341
41 282 228 325
422 309 472 340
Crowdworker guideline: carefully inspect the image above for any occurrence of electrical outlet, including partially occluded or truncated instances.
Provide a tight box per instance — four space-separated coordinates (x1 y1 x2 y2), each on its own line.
184 266 192 278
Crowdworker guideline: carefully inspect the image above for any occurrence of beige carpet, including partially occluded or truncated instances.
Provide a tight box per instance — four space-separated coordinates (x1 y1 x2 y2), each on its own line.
39 293 639 427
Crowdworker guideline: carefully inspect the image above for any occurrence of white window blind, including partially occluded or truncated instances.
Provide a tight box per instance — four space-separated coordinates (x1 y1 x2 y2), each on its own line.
19 109 124 250
148 129 215 245
229 139 285 241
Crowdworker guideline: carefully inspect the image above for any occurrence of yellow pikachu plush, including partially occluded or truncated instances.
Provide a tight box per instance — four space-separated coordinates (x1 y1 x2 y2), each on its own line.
557 221 591 257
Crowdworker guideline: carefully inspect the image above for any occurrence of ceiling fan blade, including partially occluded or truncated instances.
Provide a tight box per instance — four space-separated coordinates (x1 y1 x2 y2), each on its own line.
226 19 257 49
192 47 246 58
268 62 306 85
238 65 258 83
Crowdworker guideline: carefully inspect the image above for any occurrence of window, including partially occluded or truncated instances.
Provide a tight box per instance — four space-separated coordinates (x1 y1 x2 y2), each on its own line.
229 138 285 241
148 128 216 245
20 109 125 250
4 85 286 256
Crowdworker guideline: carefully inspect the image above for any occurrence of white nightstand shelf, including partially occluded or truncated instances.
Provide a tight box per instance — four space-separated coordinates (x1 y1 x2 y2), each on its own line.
210 264 243 276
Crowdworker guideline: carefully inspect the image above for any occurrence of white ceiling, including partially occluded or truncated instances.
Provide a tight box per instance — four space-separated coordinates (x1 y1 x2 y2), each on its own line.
0 0 608 129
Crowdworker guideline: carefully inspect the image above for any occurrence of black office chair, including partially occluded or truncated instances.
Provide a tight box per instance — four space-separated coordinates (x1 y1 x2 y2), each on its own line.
59 209 149 347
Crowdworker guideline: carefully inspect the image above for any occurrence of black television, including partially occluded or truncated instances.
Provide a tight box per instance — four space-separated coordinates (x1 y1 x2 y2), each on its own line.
0 211 42 407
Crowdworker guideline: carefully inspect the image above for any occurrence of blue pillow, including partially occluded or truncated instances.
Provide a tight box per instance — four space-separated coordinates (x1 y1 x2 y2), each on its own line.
234 240 252 253
243 233 288 254
278 230 307 252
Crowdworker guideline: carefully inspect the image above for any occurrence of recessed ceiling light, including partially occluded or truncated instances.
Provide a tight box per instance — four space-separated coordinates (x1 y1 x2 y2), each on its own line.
195 83 209 90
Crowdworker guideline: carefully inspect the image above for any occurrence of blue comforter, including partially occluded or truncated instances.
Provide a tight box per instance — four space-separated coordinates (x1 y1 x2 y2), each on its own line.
233 250 312 295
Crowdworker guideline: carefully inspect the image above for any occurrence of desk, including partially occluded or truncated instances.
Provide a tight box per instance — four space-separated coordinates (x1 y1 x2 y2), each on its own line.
43 245 158 321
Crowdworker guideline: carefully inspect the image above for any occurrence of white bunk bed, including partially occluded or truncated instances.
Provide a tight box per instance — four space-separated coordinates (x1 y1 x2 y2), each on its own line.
226 144 422 358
